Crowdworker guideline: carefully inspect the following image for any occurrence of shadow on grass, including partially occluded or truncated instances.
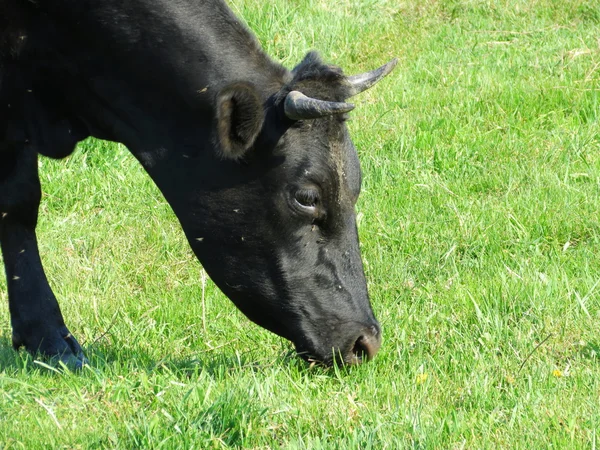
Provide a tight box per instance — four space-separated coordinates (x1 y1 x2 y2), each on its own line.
90 341 312 378
0 335 24 372
0 334 319 378
0 329 358 382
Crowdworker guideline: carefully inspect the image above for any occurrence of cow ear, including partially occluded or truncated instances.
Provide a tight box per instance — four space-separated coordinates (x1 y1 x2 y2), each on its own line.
216 82 265 160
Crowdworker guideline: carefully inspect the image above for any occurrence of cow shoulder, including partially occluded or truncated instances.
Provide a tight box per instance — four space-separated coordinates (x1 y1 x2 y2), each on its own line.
0 1 88 159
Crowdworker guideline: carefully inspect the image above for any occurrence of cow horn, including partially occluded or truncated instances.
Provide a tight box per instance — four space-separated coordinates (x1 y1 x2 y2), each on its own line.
348 58 398 97
284 91 355 120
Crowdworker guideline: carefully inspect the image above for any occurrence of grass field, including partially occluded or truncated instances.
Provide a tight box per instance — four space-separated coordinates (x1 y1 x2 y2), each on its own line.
2 0 600 447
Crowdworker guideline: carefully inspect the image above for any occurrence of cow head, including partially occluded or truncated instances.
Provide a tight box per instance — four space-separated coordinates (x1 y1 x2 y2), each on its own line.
175 53 396 365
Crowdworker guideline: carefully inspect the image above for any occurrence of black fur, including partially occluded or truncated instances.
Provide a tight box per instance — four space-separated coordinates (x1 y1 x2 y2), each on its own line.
0 0 382 366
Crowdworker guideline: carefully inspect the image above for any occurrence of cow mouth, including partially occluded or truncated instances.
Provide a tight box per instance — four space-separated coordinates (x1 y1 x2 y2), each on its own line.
296 326 382 366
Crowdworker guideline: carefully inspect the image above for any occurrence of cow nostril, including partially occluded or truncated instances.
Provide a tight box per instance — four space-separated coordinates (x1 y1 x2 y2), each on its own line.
349 324 381 364
351 334 378 363
352 336 369 362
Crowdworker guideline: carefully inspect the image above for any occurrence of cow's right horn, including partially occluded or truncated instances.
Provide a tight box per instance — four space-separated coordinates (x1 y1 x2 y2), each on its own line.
347 58 398 97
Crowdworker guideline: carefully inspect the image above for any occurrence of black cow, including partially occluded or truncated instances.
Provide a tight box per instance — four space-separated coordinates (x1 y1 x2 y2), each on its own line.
0 0 396 368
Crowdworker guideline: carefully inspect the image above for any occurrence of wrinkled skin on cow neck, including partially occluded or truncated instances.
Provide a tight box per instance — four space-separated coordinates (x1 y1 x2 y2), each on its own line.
0 0 383 365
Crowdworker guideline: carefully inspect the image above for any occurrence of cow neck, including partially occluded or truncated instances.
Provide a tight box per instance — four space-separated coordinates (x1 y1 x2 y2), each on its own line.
39 0 287 103
27 1 289 157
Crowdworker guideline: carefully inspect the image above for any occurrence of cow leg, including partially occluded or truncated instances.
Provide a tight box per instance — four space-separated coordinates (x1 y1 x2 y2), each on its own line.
0 143 87 368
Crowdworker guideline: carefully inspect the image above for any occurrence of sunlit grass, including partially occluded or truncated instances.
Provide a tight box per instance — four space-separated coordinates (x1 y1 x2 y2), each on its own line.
2 0 600 447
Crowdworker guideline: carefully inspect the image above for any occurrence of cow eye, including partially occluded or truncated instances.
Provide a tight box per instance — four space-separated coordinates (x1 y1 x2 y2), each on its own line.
294 188 320 210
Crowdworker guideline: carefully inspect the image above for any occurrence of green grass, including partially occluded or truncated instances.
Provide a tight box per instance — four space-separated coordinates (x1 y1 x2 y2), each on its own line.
2 0 600 447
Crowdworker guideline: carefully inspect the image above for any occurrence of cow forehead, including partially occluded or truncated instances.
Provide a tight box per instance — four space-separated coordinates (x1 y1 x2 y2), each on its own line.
332 131 361 203
328 137 347 202
297 123 359 203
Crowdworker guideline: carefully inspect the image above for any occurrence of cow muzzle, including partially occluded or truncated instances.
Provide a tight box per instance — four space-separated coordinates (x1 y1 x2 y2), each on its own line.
301 321 382 366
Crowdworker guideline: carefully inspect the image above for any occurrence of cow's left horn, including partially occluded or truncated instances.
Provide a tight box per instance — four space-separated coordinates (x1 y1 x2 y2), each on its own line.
348 58 398 97
284 91 355 120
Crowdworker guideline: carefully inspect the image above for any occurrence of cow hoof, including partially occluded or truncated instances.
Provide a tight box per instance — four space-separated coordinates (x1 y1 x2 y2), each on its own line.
12 326 89 370
54 352 89 371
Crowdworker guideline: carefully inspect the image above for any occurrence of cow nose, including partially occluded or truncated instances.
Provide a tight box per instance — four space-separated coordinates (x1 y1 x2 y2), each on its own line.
350 324 381 363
